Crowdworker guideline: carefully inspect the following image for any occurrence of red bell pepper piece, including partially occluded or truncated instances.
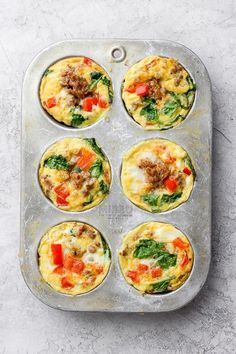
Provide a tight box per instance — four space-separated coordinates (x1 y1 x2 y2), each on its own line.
83 57 92 66
164 178 178 192
138 264 149 272
98 97 108 108
61 277 74 289
51 244 63 265
180 253 189 268
64 255 75 271
46 97 57 108
53 265 64 274
82 97 94 112
127 270 139 283
136 83 149 96
76 148 95 170
183 167 192 175
54 183 70 206
151 267 162 278
173 237 189 250
71 260 85 274
126 84 137 93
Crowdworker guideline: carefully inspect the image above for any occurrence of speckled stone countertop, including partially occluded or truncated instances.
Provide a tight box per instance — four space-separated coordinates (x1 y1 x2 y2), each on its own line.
0 0 235 353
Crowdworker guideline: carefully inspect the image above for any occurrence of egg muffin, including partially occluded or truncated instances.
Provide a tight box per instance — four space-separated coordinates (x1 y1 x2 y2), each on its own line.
121 139 195 213
119 222 193 294
38 221 111 295
40 57 113 128
39 137 111 212
122 56 196 130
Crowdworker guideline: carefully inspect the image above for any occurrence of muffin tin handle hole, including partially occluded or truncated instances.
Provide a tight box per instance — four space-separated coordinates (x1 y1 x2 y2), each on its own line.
110 46 126 62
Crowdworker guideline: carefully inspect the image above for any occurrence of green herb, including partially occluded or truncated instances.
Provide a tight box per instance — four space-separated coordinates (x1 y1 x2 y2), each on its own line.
44 155 69 170
84 138 105 158
99 180 109 194
151 278 172 293
160 192 182 204
44 68 53 76
82 195 93 206
161 100 179 116
89 160 103 178
155 252 177 269
185 156 196 179
186 75 196 91
101 235 111 258
140 96 158 121
133 239 165 259
101 76 113 103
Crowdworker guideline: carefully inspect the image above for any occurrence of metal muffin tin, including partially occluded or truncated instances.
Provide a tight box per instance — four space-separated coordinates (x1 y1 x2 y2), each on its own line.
20 39 212 312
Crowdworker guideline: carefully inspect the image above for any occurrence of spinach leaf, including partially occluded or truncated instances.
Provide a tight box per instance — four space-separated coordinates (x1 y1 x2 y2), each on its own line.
155 252 177 269
151 278 171 293
142 194 158 206
99 180 109 194
82 195 93 206
90 72 103 80
84 138 105 158
70 107 86 127
89 71 103 90
185 156 196 179
140 97 158 121
89 160 103 178
101 76 113 103
186 75 196 91
140 106 158 121
44 155 69 170
101 235 111 258
133 239 165 259
142 192 182 210
161 100 179 116
160 192 182 204
44 68 53 76
143 96 156 105
71 113 86 127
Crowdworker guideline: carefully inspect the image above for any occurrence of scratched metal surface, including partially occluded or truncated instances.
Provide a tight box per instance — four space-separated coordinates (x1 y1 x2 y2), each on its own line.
20 39 212 312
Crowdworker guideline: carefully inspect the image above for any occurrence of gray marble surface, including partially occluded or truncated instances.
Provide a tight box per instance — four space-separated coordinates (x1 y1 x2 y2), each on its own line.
0 0 235 353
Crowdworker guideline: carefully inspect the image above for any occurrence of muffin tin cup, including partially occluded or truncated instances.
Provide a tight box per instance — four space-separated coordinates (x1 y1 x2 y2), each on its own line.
20 39 212 312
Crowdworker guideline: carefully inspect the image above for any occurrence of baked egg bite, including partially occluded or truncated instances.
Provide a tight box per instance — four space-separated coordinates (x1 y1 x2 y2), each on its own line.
122 56 196 130
119 222 193 294
121 139 195 213
38 137 111 212
39 57 113 128
38 221 111 295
